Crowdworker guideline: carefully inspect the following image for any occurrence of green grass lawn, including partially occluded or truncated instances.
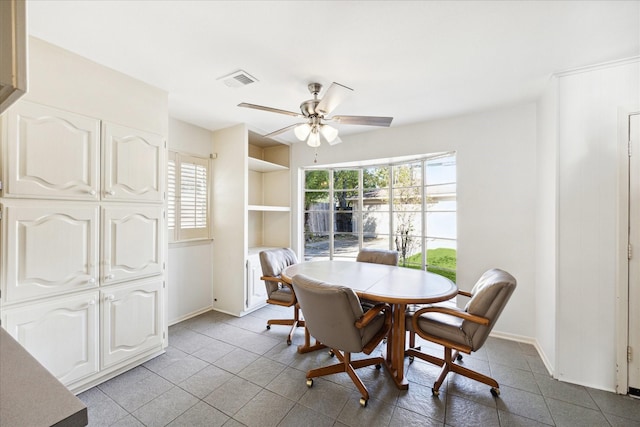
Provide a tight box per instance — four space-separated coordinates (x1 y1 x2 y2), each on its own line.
402 248 457 283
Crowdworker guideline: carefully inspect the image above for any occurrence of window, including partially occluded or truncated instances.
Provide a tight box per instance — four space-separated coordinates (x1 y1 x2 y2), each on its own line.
168 151 211 242
303 153 456 282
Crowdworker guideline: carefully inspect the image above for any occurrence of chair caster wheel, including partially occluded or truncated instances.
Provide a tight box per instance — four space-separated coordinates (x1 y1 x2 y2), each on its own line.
375 364 381 370
490 387 500 397
359 397 368 407
409 355 414 363
432 388 440 396
456 354 463 361
306 378 313 387
328 350 335 357
266 324 271 330
286 339 292 345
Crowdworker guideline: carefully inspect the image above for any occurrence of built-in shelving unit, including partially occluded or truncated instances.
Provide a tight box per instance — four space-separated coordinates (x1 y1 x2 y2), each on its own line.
212 127 291 316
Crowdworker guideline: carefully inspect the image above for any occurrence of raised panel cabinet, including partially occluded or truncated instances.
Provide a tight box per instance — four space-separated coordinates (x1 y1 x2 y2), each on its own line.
3 203 99 303
101 279 163 368
101 206 164 285
2 291 100 386
102 122 165 202
245 251 267 310
3 101 101 200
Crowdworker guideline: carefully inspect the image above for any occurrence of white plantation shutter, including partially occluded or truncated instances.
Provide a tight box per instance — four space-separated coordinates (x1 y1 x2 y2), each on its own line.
167 153 177 236
167 151 210 242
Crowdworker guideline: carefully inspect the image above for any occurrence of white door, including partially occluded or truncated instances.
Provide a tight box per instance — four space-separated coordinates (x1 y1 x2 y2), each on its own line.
4 101 101 200
629 112 640 394
101 278 163 368
2 291 100 386
102 206 164 284
102 122 165 202
3 203 99 303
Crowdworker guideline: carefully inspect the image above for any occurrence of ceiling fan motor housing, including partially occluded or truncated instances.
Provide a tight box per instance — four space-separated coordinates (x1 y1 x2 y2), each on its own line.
300 99 320 118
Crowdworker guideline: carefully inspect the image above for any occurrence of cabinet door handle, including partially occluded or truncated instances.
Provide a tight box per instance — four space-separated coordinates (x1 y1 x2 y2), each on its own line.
88 278 96 284
88 189 96 196
106 274 115 280
106 190 115 196
88 300 96 305
106 295 115 301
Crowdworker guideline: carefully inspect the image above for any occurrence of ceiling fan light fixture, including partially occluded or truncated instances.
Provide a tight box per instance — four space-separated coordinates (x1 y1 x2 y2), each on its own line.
294 123 311 141
319 124 339 143
306 128 321 147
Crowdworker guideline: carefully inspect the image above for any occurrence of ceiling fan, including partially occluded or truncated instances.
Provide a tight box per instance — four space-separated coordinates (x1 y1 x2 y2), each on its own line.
238 82 393 147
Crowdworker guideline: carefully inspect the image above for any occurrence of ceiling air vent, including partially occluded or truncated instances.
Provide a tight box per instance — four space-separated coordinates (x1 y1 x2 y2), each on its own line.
219 70 258 88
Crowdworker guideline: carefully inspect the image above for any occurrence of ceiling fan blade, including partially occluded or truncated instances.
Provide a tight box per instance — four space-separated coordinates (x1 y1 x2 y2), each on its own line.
331 115 393 127
263 123 306 138
327 135 342 146
315 82 353 115
238 102 303 118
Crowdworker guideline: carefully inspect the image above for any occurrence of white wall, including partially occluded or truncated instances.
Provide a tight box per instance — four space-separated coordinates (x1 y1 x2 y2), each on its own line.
554 59 639 391
535 77 558 373
167 118 215 324
25 37 167 135
291 102 538 338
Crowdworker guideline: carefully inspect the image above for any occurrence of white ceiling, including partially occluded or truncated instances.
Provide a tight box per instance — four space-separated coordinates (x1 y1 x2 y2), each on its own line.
27 1 640 144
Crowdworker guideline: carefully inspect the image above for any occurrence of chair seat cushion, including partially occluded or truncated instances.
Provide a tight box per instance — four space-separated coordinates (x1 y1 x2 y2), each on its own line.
268 286 293 304
407 310 470 348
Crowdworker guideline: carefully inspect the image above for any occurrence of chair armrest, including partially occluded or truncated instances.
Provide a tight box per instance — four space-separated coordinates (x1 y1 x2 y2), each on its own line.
260 275 296 305
413 305 490 326
457 289 473 298
355 303 391 329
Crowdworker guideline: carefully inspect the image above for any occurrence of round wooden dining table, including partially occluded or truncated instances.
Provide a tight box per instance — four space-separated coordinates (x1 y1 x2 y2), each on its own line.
281 260 458 389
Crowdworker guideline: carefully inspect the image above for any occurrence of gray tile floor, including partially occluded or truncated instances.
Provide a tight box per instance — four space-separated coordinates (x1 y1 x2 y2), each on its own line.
79 305 640 426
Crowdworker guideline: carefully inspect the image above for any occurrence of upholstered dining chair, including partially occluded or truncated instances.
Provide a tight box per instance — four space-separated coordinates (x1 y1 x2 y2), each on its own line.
291 274 392 407
406 268 516 397
259 248 304 345
356 248 399 310
356 248 399 266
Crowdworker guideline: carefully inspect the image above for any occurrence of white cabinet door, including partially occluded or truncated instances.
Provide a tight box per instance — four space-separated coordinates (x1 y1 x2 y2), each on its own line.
3 203 99 303
102 122 165 202
4 101 101 200
245 253 267 310
2 291 100 386
101 279 163 368
101 206 164 284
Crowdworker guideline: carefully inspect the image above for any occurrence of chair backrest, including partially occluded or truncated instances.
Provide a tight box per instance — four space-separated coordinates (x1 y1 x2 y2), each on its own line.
259 248 298 294
291 274 367 354
461 268 517 349
356 248 399 266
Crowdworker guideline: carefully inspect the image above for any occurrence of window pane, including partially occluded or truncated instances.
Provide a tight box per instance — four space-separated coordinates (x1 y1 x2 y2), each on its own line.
426 238 457 283
362 237 391 250
426 183 456 211
333 233 359 258
363 166 389 190
304 190 329 210
304 232 329 260
305 170 329 189
333 169 359 190
363 211 390 236
426 211 456 239
426 154 456 185
393 212 422 237
393 186 421 211
393 162 422 188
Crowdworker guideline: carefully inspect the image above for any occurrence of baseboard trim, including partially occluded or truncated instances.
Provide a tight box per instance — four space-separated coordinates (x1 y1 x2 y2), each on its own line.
168 306 214 326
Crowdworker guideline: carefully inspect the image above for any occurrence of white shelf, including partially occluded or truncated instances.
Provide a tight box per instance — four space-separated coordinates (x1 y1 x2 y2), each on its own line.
248 157 288 173
248 205 290 212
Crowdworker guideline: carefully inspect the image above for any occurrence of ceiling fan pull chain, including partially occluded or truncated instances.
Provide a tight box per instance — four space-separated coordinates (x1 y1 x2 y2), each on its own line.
314 148 318 164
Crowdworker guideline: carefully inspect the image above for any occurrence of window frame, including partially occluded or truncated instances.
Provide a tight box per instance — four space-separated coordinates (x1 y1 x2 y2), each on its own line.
168 151 212 243
302 152 456 280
